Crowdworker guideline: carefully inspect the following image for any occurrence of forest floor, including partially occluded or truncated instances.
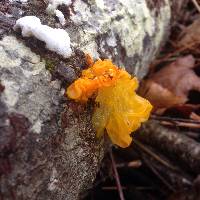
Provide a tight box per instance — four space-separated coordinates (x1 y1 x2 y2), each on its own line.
84 1 200 200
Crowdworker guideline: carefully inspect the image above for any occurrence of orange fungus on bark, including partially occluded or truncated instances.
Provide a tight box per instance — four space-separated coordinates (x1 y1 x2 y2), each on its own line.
66 58 152 148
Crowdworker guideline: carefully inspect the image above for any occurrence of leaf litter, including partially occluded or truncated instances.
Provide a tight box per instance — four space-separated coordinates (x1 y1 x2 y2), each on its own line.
139 16 200 127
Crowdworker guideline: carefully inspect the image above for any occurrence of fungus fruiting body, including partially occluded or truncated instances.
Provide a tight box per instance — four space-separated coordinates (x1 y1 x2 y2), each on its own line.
66 59 152 148
67 59 130 101
14 16 72 58
46 0 72 25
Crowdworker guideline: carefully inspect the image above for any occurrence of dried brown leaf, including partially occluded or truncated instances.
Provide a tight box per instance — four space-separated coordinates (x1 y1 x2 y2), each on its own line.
139 55 200 112
178 18 200 47
139 80 185 111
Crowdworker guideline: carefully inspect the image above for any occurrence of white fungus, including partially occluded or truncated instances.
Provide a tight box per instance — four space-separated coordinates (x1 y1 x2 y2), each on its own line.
55 9 66 25
47 0 72 10
14 16 72 58
46 0 71 25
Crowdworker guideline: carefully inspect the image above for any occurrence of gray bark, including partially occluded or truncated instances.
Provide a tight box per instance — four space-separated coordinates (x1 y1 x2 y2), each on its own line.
136 120 200 174
0 0 185 199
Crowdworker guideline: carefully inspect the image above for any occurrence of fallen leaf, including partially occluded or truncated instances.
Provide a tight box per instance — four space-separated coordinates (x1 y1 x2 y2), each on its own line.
178 18 200 48
139 55 200 113
139 80 185 112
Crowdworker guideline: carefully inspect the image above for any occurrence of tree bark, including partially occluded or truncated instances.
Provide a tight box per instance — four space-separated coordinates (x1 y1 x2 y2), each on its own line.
136 120 200 174
0 0 186 199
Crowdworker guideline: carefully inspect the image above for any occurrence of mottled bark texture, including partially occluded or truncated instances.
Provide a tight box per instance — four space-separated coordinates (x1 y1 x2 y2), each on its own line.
136 120 200 174
0 0 185 199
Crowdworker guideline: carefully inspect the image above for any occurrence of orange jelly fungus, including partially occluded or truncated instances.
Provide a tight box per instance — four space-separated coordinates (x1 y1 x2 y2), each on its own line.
66 59 152 148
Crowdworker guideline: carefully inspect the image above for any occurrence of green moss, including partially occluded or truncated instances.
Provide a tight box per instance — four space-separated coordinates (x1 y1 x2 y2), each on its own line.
45 59 56 72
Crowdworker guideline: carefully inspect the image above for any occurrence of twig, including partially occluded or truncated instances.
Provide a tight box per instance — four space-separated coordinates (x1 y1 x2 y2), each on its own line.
116 160 142 168
133 139 177 170
151 114 200 129
109 150 125 200
142 156 175 192
102 186 155 191
151 115 200 124
191 0 200 13
161 121 200 129
149 41 198 72
102 186 127 190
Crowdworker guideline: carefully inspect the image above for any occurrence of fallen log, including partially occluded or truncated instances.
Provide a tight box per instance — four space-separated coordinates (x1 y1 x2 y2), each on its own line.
136 120 200 174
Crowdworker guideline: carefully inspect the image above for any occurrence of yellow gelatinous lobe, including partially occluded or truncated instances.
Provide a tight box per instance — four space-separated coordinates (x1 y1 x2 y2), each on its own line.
66 59 152 148
92 77 152 148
